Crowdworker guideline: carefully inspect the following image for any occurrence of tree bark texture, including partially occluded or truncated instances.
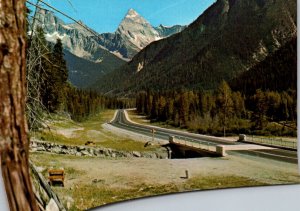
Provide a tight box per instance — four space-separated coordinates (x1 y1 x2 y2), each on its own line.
0 0 39 210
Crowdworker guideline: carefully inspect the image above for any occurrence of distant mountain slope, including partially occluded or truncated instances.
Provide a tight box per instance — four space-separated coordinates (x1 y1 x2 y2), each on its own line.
92 0 296 94
34 9 125 88
154 24 187 37
96 9 186 60
230 37 297 95
64 50 125 88
33 8 185 88
35 9 119 63
35 8 186 61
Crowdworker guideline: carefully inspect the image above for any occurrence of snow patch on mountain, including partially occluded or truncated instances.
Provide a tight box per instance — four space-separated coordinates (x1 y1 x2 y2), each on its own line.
116 9 161 51
45 32 68 42
126 9 139 18
34 8 185 61
34 9 113 63
61 24 72 30
96 9 186 60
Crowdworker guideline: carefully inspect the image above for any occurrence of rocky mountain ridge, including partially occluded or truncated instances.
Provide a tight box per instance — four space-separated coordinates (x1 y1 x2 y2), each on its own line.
33 8 185 88
95 8 186 60
91 0 297 94
35 8 186 61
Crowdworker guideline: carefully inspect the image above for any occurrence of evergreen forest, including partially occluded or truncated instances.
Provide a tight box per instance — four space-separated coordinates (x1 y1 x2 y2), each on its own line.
26 26 133 129
135 38 297 137
136 82 297 137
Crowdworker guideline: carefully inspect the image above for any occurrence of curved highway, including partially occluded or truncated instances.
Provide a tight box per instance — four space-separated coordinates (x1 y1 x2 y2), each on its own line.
109 110 298 163
111 110 237 146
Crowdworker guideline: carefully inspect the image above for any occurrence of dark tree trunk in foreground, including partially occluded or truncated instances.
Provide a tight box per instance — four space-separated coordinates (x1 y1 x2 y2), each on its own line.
0 0 38 210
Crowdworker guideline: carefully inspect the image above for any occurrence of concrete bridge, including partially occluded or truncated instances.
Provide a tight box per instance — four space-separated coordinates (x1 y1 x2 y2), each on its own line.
168 136 274 158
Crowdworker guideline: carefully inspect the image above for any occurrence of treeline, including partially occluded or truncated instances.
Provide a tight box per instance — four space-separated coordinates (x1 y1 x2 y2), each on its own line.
66 87 134 121
136 81 297 137
27 27 133 127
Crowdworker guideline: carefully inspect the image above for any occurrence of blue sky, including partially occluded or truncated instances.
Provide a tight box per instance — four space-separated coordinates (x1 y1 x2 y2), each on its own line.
30 0 215 33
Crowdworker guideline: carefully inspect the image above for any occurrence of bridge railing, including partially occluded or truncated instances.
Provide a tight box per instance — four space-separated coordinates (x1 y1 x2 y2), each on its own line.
170 136 217 152
248 136 297 150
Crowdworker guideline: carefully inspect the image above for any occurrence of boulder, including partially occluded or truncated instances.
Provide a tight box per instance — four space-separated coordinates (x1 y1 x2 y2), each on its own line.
238 134 247 142
81 150 91 156
75 152 82 156
69 149 77 155
132 151 141 158
77 146 85 151
37 146 46 151
31 142 38 148
88 148 95 155
150 153 157 159
103 149 110 156
51 147 61 154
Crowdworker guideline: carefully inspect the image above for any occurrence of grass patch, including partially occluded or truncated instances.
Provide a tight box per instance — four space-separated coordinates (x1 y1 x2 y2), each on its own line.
127 110 189 132
33 131 84 145
97 137 158 152
34 129 157 152
184 175 266 190
31 109 160 152
30 152 86 179
29 152 279 211
53 175 266 210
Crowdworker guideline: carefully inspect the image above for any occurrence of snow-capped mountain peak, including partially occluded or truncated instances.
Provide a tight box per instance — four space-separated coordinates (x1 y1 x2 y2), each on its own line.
34 8 185 61
126 8 139 19
119 9 153 29
116 9 161 52
34 8 112 62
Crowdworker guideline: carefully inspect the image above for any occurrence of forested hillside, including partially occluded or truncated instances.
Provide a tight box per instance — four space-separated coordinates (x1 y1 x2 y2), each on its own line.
230 37 297 95
133 36 297 137
92 0 296 95
64 50 125 88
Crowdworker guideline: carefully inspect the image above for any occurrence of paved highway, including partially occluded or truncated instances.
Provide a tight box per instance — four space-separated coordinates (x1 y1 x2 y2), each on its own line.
111 110 237 146
109 110 298 163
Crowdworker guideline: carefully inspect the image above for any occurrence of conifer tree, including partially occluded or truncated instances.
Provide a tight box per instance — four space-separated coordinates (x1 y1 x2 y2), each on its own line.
251 89 268 129
216 81 233 137
52 38 68 83
178 92 189 126
158 96 167 121
43 38 68 112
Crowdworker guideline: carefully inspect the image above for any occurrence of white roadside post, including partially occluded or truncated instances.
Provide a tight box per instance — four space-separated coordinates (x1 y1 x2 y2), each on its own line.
151 128 156 143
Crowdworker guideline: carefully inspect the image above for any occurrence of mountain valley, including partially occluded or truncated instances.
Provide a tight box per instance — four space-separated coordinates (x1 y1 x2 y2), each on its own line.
91 0 296 95
34 8 185 88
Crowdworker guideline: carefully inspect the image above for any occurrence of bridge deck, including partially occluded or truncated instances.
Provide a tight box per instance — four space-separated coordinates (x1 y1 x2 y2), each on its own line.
169 136 276 156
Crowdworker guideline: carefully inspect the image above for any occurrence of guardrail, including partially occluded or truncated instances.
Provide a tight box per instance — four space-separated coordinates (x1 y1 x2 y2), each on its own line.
248 136 297 150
